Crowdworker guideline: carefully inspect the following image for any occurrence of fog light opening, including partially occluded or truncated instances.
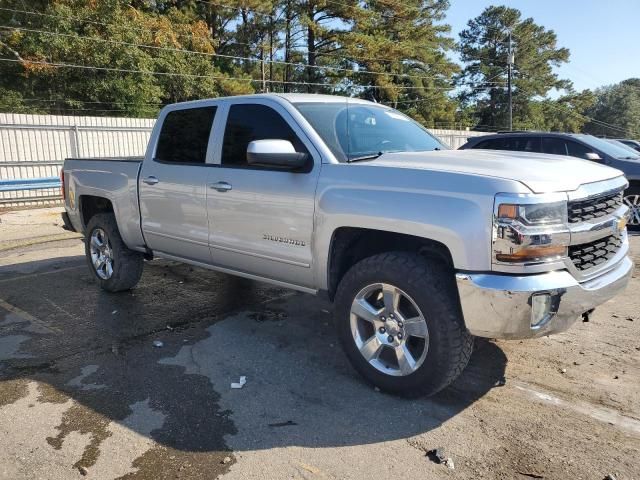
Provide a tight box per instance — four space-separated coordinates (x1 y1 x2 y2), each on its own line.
531 293 554 329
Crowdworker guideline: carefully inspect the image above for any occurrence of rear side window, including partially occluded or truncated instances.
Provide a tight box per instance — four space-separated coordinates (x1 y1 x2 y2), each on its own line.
510 137 541 153
155 107 217 164
475 138 507 150
221 104 308 168
541 137 568 156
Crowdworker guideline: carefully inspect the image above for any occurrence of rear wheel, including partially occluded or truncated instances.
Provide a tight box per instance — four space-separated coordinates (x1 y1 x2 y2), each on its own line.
334 252 473 397
85 213 144 292
624 185 640 231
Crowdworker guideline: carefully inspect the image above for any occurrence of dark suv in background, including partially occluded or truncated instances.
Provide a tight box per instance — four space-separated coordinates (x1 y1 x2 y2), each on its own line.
460 132 640 230
614 138 640 152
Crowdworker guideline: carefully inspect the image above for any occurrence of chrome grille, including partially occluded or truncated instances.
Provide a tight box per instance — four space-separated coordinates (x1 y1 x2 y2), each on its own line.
568 190 623 224
569 235 623 271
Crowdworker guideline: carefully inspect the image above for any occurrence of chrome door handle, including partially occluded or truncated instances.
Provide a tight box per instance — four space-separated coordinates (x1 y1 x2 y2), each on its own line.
143 176 159 185
209 181 232 192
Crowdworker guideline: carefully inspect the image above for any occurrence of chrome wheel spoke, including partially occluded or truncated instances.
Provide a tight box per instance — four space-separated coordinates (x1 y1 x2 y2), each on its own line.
395 344 417 375
404 316 428 338
105 260 113 277
360 336 383 362
351 298 382 324
382 284 400 312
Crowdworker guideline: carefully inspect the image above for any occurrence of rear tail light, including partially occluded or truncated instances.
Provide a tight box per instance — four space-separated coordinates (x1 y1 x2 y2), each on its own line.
60 169 66 200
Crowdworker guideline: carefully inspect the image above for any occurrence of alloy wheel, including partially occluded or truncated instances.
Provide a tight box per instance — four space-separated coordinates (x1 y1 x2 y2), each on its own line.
90 228 114 280
349 283 429 376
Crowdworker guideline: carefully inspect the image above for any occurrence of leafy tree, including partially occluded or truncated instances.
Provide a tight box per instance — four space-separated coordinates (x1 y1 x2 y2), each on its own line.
584 79 640 138
0 0 252 116
340 0 459 126
457 5 570 129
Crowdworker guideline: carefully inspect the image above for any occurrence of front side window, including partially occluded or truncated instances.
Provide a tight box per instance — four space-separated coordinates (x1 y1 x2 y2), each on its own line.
155 107 217 164
294 102 446 162
566 140 594 160
221 104 308 167
542 137 568 156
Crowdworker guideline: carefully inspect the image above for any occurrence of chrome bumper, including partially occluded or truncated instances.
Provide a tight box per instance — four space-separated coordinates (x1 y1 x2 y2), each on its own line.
455 256 634 339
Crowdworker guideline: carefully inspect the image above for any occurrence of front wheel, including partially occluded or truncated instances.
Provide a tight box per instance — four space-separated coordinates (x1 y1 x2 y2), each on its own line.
624 186 640 232
334 252 473 397
85 213 144 292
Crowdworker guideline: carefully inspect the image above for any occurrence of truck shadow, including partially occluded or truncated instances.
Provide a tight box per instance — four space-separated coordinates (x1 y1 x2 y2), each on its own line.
0 255 507 471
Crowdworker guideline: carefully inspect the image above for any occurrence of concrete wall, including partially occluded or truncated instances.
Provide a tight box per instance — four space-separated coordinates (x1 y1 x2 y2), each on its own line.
0 113 489 209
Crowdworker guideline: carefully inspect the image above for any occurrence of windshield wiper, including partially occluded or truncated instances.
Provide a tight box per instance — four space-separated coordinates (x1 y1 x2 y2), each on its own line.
619 156 640 160
346 151 384 163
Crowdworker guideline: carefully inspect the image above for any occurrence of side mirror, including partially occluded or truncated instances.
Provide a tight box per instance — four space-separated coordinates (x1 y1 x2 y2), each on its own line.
585 152 603 162
246 140 309 170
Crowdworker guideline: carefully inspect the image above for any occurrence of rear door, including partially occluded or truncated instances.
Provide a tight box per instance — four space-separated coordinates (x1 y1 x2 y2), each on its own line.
206 100 321 289
139 105 218 262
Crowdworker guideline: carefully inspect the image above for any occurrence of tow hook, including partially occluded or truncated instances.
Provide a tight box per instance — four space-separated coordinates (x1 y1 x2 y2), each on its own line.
582 308 595 322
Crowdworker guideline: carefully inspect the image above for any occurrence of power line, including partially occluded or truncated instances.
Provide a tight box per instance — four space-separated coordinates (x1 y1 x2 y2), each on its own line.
0 24 489 85
0 6 464 74
0 57 466 91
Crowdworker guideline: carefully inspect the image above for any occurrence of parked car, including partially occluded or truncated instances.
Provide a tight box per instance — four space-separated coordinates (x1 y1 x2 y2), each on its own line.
460 131 640 230
61 94 633 397
613 138 640 152
606 139 640 156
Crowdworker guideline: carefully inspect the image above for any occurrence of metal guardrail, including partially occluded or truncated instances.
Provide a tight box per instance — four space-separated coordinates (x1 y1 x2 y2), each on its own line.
0 177 61 192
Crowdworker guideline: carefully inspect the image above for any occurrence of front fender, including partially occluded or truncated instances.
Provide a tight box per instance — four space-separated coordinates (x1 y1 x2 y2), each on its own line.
312 165 529 290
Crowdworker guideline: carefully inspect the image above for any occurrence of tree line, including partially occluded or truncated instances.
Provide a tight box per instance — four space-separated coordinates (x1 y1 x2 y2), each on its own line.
0 0 637 138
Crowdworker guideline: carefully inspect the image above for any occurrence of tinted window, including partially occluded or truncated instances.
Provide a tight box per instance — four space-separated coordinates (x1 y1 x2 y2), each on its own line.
222 104 307 167
476 138 507 149
510 137 541 153
541 137 568 156
566 140 594 160
156 107 216 164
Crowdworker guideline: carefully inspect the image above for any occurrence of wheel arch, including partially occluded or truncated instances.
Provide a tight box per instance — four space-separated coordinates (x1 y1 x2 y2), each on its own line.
326 227 454 300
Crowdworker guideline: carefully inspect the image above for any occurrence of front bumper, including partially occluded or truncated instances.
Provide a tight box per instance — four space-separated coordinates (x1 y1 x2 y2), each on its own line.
455 256 634 339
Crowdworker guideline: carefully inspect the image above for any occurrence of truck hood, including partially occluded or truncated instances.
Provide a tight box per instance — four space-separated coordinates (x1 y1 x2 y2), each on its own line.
365 149 623 193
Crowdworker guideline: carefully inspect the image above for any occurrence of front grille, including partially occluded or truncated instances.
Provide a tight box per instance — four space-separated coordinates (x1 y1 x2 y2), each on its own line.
569 235 623 271
568 190 623 224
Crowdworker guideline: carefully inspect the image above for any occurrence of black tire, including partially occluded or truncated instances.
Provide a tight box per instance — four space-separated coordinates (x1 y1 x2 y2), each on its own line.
85 213 144 292
624 185 640 232
334 252 473 397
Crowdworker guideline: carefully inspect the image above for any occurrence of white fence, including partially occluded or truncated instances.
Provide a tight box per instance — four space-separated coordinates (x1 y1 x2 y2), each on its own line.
0 113 488 209
0 113 154 208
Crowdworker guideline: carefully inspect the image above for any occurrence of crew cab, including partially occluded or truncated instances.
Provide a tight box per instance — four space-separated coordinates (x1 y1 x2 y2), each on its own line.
61 94 634 397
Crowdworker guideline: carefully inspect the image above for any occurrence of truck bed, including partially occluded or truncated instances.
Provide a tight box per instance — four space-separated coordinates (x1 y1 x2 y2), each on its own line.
62 156 145 250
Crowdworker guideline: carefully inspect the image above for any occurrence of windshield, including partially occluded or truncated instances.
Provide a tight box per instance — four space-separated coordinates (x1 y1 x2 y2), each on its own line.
294 101 448 162
574 134 640 160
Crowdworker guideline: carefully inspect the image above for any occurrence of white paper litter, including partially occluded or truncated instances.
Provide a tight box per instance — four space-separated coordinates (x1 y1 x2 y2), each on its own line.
231 376 247 389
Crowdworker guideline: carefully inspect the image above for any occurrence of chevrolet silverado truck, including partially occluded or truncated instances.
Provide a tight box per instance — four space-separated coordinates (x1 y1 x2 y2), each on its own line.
61 94 634 397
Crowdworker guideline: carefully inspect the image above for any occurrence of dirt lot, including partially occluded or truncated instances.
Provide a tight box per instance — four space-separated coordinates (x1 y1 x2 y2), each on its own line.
0 207 639 480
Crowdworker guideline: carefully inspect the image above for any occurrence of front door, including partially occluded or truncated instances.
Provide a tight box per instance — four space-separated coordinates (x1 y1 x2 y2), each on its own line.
139 105 217 263
207 101 320 288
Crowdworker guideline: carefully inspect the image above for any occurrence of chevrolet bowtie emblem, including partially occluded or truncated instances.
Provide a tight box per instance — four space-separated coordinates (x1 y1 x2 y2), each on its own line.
617 215 628 232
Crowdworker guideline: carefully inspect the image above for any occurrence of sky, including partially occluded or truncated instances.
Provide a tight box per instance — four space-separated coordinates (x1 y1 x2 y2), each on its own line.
444 0 640 93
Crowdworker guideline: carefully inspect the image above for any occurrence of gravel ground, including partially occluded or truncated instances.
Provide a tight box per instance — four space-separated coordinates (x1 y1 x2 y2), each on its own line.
0 208 638 480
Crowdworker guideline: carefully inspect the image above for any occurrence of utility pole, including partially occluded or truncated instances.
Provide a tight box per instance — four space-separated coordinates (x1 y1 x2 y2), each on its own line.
269 12 274 92
507 30 514 131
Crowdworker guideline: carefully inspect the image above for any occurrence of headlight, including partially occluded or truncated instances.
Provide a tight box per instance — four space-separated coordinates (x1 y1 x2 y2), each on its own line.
497 201 567 226
493 194 569 266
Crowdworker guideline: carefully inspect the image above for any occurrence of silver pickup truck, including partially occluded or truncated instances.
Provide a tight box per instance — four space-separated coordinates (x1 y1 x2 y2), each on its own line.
61 93 633 397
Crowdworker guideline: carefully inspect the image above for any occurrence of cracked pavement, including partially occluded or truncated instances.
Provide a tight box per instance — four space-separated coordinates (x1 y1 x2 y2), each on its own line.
0 208 639 479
